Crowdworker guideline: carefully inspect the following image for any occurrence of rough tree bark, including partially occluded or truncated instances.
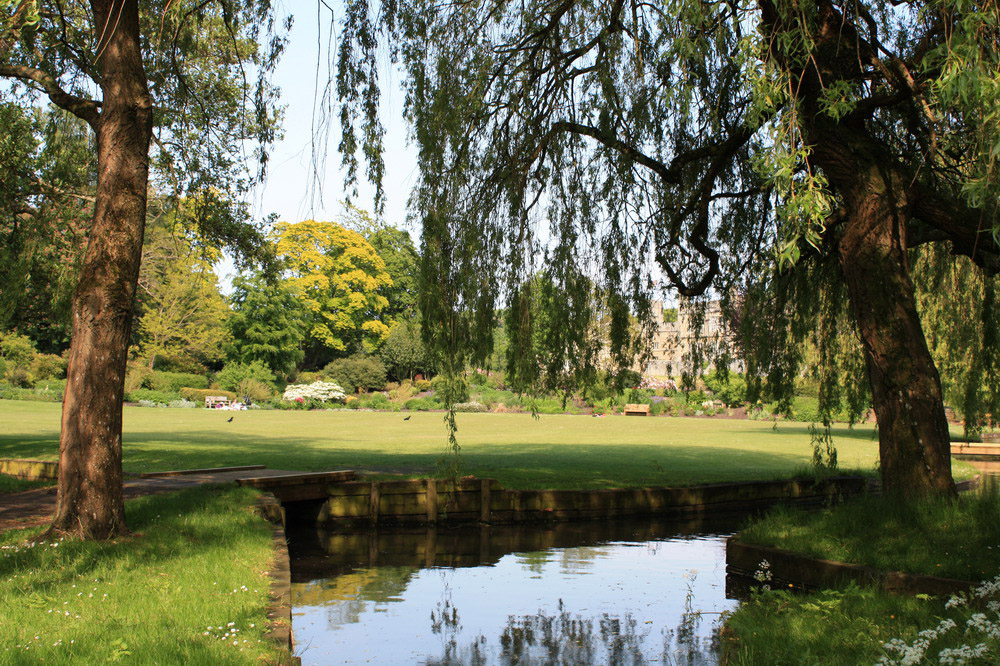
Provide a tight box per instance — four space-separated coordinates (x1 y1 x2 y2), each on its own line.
836 174 956 497
808 115 955 497
45 0 153 539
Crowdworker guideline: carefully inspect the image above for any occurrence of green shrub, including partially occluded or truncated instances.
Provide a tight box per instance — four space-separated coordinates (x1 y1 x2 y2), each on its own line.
414 378 432 391
148 370 209 392
363 392 392 409
477 388 523 409
0 385 61 402
388 381 416 403
235 378 274 401
0 331 37 368
324 355 387 393
3 366 34 388
297 371 323 383
178 387 238 404
31 353 67 380
124 364 152 392
430 374 469 404
703 370 747 406
215 361 275 393
468 370 489 386
125 389 179 404
404 397 437 411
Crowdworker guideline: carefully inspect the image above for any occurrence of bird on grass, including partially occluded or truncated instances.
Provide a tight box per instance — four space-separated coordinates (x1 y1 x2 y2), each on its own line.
403 415 411 421
227 416 234 423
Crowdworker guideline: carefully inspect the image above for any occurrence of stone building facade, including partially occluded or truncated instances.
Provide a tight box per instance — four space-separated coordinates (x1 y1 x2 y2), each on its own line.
642 300 736 377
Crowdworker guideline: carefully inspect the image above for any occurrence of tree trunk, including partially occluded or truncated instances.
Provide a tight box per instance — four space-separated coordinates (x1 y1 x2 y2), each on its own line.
835 168 955 497
46 0 152 539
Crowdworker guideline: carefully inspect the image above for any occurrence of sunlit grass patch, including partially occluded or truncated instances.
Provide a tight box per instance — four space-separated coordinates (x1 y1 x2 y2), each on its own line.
0 485 282 664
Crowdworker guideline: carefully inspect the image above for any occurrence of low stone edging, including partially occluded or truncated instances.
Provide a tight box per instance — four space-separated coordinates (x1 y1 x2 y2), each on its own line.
0 458 58 480
253 495 300 666
306 475 869 526
726 538 976 597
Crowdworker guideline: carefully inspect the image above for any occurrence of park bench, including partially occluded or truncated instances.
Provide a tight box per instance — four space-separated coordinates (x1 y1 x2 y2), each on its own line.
205 395 231 409
624 403 650 416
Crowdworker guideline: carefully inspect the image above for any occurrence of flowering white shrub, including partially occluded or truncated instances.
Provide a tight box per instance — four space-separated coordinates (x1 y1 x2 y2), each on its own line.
282 381 346 403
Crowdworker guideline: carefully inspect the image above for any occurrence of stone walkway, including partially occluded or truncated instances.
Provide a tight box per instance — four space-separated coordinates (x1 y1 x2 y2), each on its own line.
0 467 303 533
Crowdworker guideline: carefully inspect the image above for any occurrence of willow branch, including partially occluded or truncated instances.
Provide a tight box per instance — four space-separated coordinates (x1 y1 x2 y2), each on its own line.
0 64 101 126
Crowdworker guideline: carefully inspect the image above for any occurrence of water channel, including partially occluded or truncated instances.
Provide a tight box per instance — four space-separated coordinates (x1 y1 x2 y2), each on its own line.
287 513 754 665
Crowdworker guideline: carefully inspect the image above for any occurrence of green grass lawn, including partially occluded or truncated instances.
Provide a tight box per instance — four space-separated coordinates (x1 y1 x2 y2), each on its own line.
0 485 282 665
0 399 899 489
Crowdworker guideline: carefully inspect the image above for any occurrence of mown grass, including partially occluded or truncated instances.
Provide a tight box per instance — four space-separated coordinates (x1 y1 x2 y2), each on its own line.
0 399 887 490
1 399 978 489
0 485 281 665
0 474 54 493
739 484 1000 581
725 485 1000 664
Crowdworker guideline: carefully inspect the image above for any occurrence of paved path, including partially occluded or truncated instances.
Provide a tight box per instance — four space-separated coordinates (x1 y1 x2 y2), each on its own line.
0 468 304 533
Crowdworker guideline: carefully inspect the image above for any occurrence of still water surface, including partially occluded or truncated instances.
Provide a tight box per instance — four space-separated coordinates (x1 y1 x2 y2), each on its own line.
288 515 748 665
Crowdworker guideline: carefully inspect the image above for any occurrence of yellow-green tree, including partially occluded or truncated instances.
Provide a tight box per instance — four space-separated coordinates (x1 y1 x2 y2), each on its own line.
274 220 392 357
134 210 228 372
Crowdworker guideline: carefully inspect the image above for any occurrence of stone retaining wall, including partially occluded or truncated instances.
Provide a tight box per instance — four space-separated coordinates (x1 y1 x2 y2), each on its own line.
253 495 300 666
309 476 868 526
0 458 58 480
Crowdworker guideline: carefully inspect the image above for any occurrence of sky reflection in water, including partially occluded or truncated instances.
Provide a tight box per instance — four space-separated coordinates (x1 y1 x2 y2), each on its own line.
288 516 743 665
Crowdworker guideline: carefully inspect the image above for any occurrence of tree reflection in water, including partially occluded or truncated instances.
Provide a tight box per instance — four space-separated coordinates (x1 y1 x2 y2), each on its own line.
422 597 721 665
288 517 741 665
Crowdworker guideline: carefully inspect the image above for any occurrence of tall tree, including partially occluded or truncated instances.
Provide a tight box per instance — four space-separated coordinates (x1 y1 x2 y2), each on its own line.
134 210 229 372
338 0 1000 496
341 204 421 322
0 0 285 538
0 104 93 353
274 219 393 364
227 272 308 377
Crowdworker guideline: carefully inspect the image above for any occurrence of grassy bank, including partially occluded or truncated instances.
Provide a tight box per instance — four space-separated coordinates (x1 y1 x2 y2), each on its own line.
724 486 1000 664
724 582 1000 665
738 486 1000 581
0 399 895 489
0 485 282 664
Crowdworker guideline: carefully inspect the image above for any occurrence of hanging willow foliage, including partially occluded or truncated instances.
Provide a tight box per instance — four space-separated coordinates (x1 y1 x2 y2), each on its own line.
335 0 1000 495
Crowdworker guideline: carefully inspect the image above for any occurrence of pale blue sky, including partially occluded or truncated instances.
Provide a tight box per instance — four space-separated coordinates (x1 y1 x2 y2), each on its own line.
256 3 417 229
217 2 418 289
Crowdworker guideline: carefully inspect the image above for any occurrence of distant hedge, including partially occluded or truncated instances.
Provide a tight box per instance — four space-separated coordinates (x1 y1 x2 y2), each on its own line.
179 387 237 405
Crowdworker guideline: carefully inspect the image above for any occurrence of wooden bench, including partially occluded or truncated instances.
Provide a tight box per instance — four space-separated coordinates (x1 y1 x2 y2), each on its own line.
205 395 231 408
624 403 650 416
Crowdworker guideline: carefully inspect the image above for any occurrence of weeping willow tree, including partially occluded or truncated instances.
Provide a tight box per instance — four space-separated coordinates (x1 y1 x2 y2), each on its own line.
337 0 1000 497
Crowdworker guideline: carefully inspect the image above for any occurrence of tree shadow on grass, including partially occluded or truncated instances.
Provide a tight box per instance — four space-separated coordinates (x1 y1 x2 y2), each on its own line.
107 430 824 489
740 423 880 443
0 417 877 489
